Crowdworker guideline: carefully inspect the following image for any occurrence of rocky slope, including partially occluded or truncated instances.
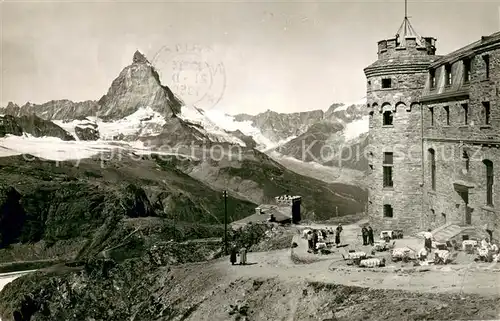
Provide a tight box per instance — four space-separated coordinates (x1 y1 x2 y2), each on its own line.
1 52 181 124
1 100 98 122
234 109 325 143
235 102 369 172
0 115 74 141
0 154 256 260
97 51 182 121
1 253 499 321
167 146 367 218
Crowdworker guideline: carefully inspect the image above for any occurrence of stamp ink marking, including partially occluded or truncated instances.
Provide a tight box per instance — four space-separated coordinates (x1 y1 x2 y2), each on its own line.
152 44 226 111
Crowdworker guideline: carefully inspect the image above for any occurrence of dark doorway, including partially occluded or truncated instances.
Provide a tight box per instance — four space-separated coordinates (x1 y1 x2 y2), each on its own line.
458 190 471 225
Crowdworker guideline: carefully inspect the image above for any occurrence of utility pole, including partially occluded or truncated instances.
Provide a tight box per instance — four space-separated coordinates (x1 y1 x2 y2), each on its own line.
335 206 338 217
223 190 228 255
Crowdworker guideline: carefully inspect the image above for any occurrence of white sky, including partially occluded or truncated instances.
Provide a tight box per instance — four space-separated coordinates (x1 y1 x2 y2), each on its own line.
1 0 498 114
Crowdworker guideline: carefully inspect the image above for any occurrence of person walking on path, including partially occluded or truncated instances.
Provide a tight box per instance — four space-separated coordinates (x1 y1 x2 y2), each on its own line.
367 225 374 245
424 229 433 253
230 245 238 265
335 224 343 247
361 226 368 245
239 247 247 265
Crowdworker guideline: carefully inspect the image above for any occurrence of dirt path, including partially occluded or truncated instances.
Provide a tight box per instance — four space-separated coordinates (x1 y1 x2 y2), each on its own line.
212 248 500 297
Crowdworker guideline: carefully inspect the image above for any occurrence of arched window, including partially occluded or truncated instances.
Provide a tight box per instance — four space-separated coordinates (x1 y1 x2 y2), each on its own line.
429 149 436 190
383 111 393 126
484 160 494 206
395 102 407 112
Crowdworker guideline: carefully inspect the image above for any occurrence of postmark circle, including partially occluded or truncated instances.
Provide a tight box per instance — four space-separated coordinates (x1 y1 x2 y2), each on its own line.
152 44 226 111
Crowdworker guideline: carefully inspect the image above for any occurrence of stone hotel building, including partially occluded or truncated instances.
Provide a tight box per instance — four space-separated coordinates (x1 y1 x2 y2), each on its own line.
365 17 500 242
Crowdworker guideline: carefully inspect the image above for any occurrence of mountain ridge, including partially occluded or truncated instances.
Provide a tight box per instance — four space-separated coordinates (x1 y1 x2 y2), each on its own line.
0 51 367 221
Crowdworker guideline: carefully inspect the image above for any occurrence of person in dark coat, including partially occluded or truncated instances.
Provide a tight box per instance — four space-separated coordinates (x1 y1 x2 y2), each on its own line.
367 226 374 245
335 224 343 246
307 231 313 251
361 226 368 245
230 245 238 265
313 230 319 252
13 311 23 321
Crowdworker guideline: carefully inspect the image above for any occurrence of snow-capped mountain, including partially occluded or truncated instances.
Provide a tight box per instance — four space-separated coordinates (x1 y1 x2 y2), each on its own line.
0 51 252 147
226 100 369 172
0 49 369 190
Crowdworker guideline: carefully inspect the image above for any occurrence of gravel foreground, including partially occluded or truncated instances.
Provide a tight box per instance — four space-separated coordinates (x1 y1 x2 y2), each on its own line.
1 250 499 321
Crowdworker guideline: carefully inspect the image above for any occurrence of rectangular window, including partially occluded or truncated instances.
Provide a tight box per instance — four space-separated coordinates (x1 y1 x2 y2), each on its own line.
429 107 434 126
383 204 393 218
482 102 491 125
383 167 393 187
429 149 436 191
445 64 452 86
382 78 392 89
444 106 450 125
483 55 490 79
383 152 393 165
485 160 494 206
463 59 471 83
462 103 469 125
429 69 436 88
383 152 393 188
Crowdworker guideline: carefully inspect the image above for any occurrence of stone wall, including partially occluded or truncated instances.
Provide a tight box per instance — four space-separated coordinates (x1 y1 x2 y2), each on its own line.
366 31 500 237
422 47 500 141
420 45 500 241
422 141 500 240
365 44 436 233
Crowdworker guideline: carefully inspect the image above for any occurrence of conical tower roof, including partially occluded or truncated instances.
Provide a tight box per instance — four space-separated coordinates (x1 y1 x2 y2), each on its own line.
394 0 425 47
395 17 425 47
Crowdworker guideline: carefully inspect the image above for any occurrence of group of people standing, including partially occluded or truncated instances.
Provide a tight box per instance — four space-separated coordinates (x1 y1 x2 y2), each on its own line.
306 224 344 251
229 245 247 265
361 225 374 246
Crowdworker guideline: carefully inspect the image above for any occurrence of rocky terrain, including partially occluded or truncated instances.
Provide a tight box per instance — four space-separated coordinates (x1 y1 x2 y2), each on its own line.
0 146 365 262
234 109 325 143
1 243 499 321
0 49 371 320
0 154 253 259
235 102 370 173
0 115 74 141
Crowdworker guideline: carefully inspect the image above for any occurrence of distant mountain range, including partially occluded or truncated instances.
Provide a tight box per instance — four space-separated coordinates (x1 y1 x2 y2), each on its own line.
0 50 368 258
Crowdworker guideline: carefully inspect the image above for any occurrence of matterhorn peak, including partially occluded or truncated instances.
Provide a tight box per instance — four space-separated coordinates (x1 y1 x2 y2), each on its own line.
133 50 150 64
